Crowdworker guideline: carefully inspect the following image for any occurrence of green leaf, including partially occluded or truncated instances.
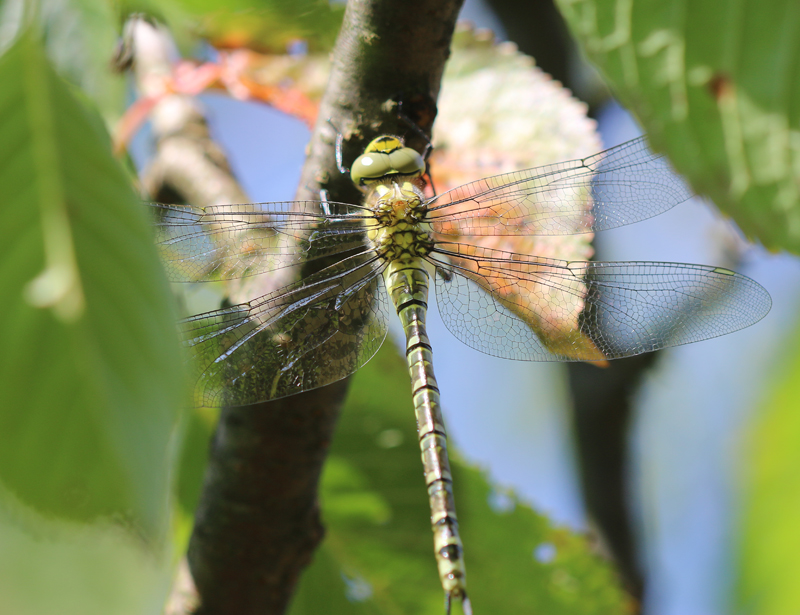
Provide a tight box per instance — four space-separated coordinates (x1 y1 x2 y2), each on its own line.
119 0 343 52
289 345 629 614
556 0 800 253
175 406 216 515
0 29 185 536
43 0 127 121
735 322 800 615
0 497 172 615
163 0 344 52
1 0 127 121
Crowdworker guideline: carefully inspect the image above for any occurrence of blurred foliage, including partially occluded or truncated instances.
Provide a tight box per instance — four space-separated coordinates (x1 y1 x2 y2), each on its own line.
0 0 127 121
557 0 800 253
0 0 343 123
433 25 600 183
175 407 217 515
735 322 800 615
189 0 344 54
284 345 630 614
0 28 184 535
0 497 172 615
0 22 184 615
121 0 344 53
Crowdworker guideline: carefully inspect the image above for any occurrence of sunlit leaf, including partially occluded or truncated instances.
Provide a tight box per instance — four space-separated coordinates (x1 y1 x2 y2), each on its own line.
288 345 630 614
0 29 184 536
166 0 344 53
432 25 603 360
556 0 800 253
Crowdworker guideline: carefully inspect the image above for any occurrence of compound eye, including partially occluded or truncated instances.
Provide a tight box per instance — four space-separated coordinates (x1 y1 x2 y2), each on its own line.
350 152 393 185
388 147 426 176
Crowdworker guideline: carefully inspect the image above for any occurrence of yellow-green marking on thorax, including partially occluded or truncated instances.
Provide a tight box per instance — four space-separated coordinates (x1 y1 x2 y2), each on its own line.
358 136 433 263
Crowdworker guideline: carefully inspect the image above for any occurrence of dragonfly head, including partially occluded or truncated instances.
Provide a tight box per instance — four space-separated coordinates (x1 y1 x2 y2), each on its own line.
350 135 426 188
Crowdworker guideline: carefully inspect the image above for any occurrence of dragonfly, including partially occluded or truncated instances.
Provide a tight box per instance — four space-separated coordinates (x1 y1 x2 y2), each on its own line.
150 133 771 614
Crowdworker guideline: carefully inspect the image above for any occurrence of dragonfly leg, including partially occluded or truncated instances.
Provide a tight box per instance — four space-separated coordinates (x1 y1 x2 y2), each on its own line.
460 592 473 615
319 189 332 216
326 118 349 175
423 165 438 196
395 99 433 161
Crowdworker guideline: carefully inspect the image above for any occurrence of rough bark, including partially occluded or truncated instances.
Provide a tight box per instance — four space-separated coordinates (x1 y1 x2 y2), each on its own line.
187 384 351 615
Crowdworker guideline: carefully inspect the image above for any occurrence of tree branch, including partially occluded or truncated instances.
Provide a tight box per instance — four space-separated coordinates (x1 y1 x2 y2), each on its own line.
124 19 251 209
567 353 657 608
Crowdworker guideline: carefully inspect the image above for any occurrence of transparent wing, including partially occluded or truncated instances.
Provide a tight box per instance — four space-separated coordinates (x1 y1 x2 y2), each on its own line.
426 136 692 236
429 246 771 361
149 201 373 282
183 253 391 407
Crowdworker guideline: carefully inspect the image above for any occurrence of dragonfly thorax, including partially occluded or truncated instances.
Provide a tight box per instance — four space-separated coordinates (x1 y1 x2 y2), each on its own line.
366 179 433 261
369 179 426 223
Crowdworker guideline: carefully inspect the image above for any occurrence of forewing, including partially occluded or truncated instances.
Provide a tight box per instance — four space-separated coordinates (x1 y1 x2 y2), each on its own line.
150 201 372 282
427 136 692 236
430 247 771 361
183 253 390 407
